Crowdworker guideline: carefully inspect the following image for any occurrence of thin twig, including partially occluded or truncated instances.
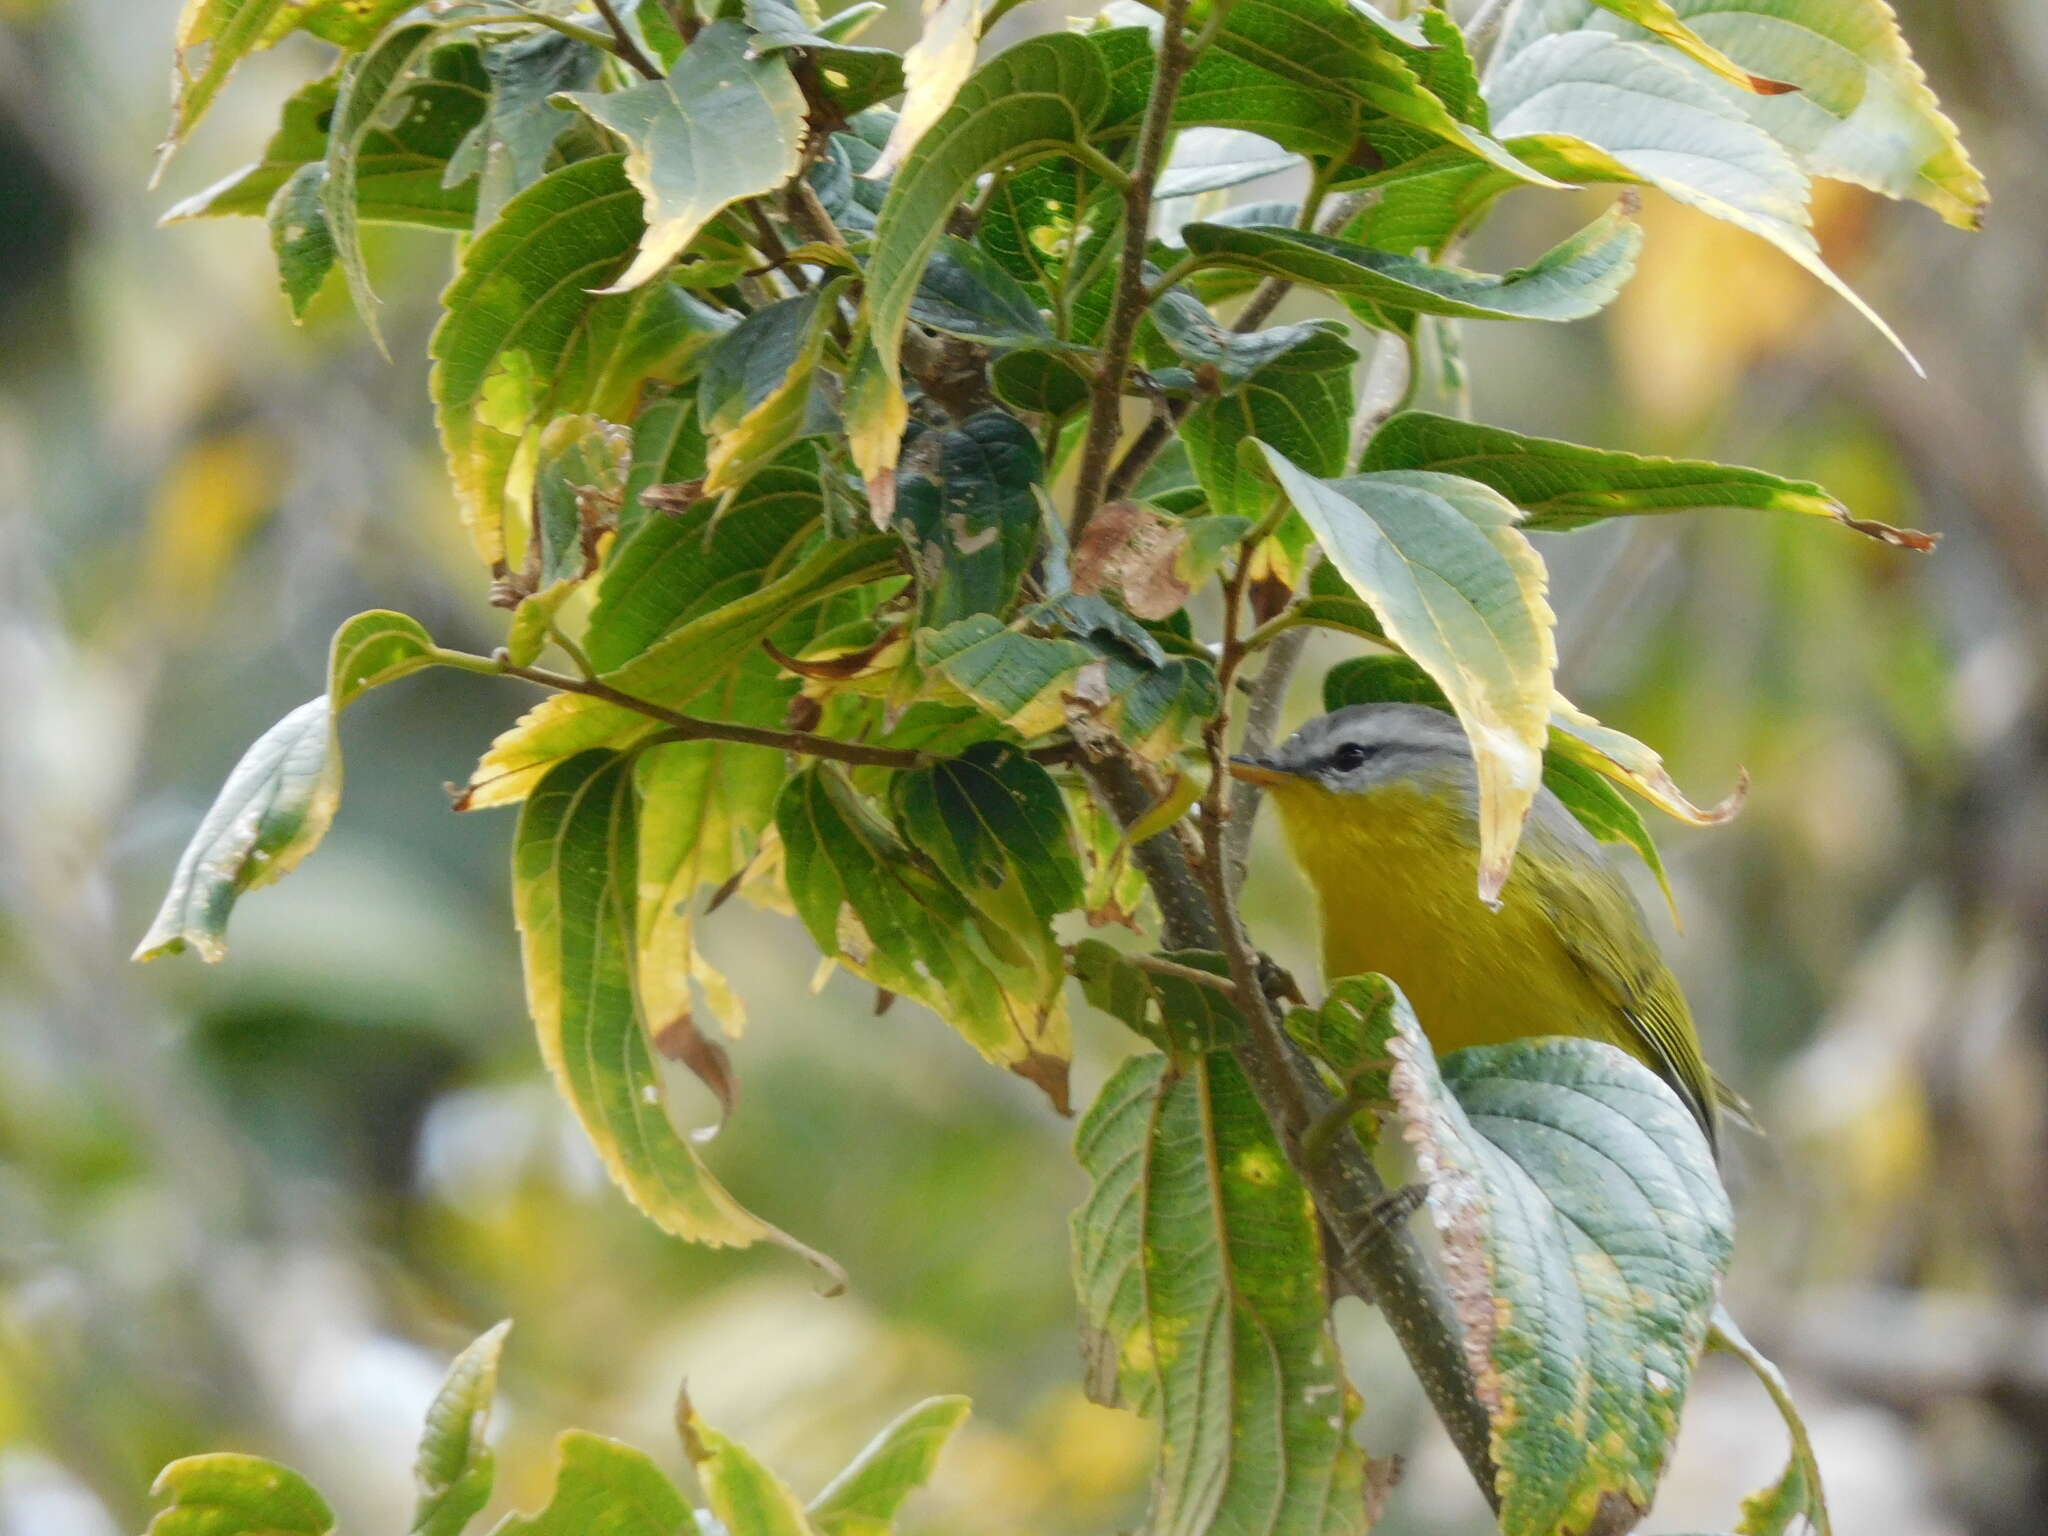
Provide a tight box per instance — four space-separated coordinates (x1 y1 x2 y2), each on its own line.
1223 625 1309 890
1068 0 1199 542
591 0 663 79
1118 950 1242 998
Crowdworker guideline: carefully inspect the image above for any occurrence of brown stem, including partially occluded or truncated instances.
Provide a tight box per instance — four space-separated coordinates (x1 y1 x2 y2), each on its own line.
1068 0 1199 542
591 0 663 79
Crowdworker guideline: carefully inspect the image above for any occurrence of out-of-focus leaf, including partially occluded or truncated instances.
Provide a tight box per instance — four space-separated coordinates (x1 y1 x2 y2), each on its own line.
464 29 602 231
682 1398 822 1536
505 415 634 667
162 0 295 167
867 0 983 180
1385 986 1733 1536
1509 0 1985 228
1363 411 1936 546
1181 211 1642 329
430 154 721 565
1549 695 1747 827
699 284 846 497
267 163 335 321
278 0 416 48
700 294 828 437
411 1320 510 1536
163 66 482 228
1069 942 1244 1053
778 765 1072 1110
1262 448 1557 904
1072 1052 1370 1536
147 1453 333 1536
618 394 710 543
896 413 1042 628
1486 28 1912 360
555 21 806 294
909 237 1057 348
514 752 836 1271
807 1396 972 1536
1711 1309 1834 1536
1183 328 1355 519
842 33 1111 499
1155 128 1301 201
495 1432 691 1536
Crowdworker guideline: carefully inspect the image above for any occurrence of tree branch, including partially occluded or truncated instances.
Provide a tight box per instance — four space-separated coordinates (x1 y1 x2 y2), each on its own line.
591 0 663 79
1067 0 1199 541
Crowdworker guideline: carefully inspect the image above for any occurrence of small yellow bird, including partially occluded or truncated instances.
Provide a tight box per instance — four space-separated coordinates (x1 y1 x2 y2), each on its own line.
1230 703 1731 1151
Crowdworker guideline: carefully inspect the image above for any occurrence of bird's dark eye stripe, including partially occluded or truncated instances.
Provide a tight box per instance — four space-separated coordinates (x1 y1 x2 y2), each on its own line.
1331 742 1376 771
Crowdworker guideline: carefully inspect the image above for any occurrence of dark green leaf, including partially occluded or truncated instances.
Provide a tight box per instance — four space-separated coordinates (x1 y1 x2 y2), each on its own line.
411 1320 510 1536
1072 1053 1370 1536
910 237 1056 347
465 29 603 231
148 1453 333 1536
1183 328 1355 518
896 412 1043 627
1148 285 1346 391
744 0 906 115
556 20 806 293
267 163 336 321
1386 993 1733 1536
990 348 1093 419
1070 942 1245 1053
893 742 1083 922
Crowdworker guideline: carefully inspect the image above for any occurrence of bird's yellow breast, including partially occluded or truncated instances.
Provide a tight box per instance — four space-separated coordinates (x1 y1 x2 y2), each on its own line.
1267 779 1618 1058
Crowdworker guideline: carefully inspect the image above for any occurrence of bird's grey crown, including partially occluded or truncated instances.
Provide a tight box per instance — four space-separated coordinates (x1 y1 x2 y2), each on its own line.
1268 703 1477 793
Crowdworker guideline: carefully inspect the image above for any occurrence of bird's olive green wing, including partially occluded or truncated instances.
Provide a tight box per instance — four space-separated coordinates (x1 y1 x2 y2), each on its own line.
1523 845 1721 1153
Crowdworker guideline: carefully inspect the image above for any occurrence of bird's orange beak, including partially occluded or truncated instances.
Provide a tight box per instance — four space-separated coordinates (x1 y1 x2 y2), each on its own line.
1227 756 1296 788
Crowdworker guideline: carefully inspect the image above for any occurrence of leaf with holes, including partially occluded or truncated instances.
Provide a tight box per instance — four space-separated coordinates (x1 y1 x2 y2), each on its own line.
1072 1051 1370 1536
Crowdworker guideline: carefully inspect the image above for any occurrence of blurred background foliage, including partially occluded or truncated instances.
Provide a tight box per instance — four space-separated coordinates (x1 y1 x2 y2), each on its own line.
2 2 2046 1533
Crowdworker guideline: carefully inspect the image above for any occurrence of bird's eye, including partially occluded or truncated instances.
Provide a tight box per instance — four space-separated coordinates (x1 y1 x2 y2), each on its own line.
1332 742 1374 772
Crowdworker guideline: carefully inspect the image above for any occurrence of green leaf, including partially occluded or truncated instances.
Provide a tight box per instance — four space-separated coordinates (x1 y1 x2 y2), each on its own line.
1510 0 1985 227
505 415 634 667
843 33 1113 495
618 394 709 542
465 29 604 232
1260 448 1557 903
411 1320 510 1536
556 20 806 294
702 281 848 497
591 460 823 671
330 609 439 712
1182 209 1642 328
778 765 1072 1109
1486 27 1912 360
896 412 1043 628
267 164 336 321
1363 411 1936 546
1072 1052 1370 1536
1712 1310 1834 1536
1148 287 1347 392
325 23 453 352
1284 974 1401 1140
745 0 907 116
808 1397 972 1536
1070 942 1245 1054
1384 992 1733 1536
914 617 1094 740
1581 0 1789 92
430 154 722 565
163 67 482 229
495 1432 691 1536
910 237 1057 347
990 347 1093 418
162 1 296 167
147 1453 333 1536
283 0 417 48
513 751 837 1270
892 742 1083 922
682 1401 823 1536
700 294 828 436
1183 328 1355 519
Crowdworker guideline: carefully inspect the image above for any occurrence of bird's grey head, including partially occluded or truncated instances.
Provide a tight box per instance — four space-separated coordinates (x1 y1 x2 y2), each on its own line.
1247 703 1477 796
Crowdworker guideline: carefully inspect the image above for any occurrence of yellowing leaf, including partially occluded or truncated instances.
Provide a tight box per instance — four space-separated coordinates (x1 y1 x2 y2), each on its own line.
867 0 984 181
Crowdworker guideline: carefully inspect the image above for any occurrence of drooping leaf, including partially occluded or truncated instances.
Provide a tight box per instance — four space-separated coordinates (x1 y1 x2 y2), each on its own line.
1072 1052 1370 1536
1509 0 1985 227
555 20 807 294
163 66 482 228
430 154 722 565
1182 327 1356 519
494 1432 691 1536
1548 694 1747 827
1181 210 1642 329
1261 448 1557 903
1147 286 1347 392
147 1453 334 1536
892 742 1083 922
909 237 1058 348
842 33 1112 497
1384 987 1733 1536
411 1320 511 1536
513 751 835 1271
1486 28 1912 359
777 765 1072 1109
807 1396 972 1536
267 164 336 321
1069 942 1245 1054
1712 1309 1834 1536
1362 411 1935 546
895 412 1043 628
329 609 439 712
681 1398 824 1536
867 0 983 179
